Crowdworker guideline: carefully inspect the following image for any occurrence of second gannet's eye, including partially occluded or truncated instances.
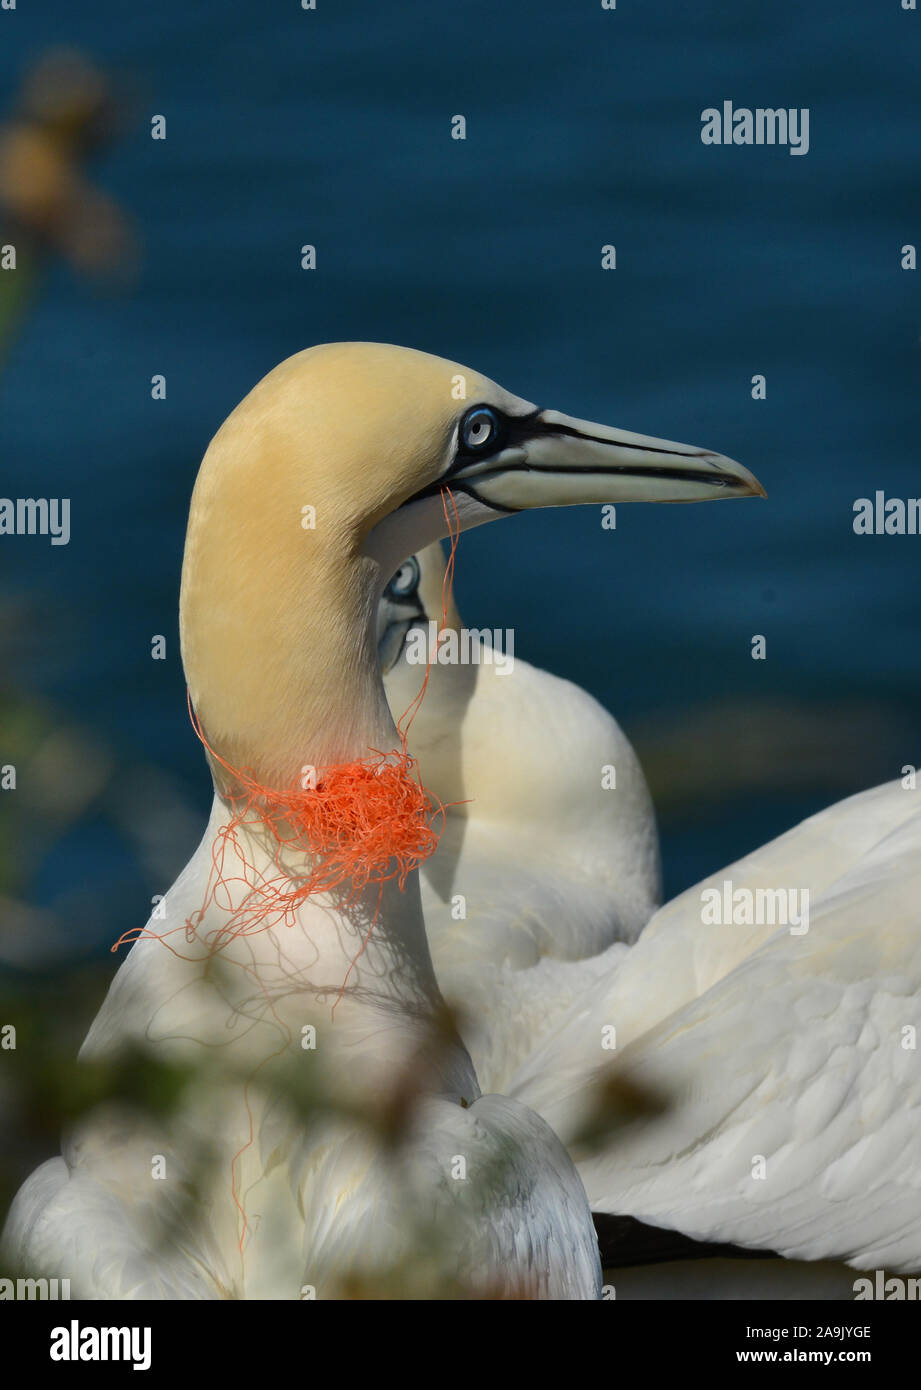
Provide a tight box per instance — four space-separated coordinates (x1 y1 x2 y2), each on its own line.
385 555 420 599
460 405 504 453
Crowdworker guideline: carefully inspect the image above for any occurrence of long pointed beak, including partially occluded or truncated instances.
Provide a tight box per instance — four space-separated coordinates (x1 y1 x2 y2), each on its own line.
454 408 766 510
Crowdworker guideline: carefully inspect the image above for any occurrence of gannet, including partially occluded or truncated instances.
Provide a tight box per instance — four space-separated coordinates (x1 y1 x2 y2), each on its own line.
380 542 661 1090
3 343 763 1299
380 554 921 1286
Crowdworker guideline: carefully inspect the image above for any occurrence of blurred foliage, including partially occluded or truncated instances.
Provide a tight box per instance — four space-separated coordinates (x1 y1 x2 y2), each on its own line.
567 1069 672 1162
1 963 621 1297
0 962 116 1218
0 48 135 361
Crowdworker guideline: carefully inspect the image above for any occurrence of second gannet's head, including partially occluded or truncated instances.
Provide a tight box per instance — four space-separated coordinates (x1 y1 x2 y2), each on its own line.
181 342 763 781
377 543 463 676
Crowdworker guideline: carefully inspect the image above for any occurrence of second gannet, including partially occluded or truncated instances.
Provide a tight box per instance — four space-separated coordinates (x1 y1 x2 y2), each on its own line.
3 343 762 1299
380 542 662 960
380 552 921 1285
380 542 661 1090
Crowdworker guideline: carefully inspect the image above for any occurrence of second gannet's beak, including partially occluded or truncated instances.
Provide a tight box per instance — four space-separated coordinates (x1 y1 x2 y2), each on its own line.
444 407 766 512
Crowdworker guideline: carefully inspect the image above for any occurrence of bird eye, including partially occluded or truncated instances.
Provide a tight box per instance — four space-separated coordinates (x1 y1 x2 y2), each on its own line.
460 404 504 453
385 555 420 599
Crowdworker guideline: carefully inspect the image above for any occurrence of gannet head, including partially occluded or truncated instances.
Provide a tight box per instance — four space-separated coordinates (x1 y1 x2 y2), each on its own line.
377 543 463 676
377 555 426 675
181 343 763 780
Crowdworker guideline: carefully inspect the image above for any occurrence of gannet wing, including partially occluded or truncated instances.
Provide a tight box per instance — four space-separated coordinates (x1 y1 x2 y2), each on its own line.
512 779 919 1112
510 780 921 1270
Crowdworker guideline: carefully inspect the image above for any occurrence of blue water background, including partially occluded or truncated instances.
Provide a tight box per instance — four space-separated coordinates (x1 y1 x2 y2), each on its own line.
1 0 919 953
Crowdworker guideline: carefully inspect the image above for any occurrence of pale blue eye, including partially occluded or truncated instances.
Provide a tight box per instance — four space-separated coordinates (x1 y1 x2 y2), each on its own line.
461 405 503 452
385 556 420 599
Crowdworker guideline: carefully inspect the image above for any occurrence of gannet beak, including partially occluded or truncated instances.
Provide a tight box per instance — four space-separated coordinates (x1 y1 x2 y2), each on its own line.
450 408 766 511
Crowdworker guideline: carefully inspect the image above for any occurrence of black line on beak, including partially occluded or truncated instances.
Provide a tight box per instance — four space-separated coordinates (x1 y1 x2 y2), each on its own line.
528 416 705 460
496 461 736 489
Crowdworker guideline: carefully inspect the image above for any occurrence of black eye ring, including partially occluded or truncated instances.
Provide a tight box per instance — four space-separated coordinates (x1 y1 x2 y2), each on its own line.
459 404 505 454
385 555 421 599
